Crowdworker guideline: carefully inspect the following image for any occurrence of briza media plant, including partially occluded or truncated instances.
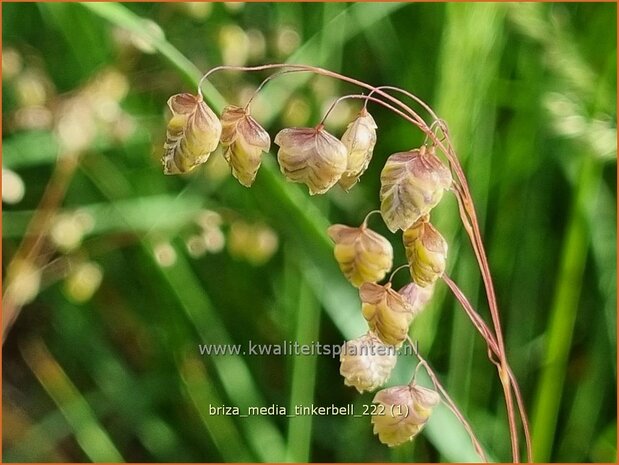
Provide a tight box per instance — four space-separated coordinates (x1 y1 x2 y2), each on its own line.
162 63 532 462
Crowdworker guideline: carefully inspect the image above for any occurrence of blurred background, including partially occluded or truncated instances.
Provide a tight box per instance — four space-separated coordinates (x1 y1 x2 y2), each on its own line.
2 2 616 463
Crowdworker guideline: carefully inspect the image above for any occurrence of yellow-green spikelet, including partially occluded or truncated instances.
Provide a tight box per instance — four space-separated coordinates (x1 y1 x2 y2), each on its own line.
402 218 448 287
328 224 393 287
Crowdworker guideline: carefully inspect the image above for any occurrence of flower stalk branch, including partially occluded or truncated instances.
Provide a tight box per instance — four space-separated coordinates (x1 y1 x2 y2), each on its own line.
407 336 488 462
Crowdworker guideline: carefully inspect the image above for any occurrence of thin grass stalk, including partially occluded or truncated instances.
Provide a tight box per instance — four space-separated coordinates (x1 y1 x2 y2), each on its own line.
407 336 488 462
443 274 533 461
452 184 527 462
442 275 500 356
2 153 80 342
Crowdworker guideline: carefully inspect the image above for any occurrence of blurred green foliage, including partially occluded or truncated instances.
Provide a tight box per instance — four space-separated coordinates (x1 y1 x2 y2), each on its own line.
2 2 616 463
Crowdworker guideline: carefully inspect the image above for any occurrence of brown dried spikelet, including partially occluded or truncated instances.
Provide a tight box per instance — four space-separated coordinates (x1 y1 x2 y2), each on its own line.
403 218 448 287
274 126 347 195
360 282 414 347
163 93 222 174
371 383 440 447
340 333 397 393
327 223 393 288
220 105 271 187
379 145 452 232
339 109 377 191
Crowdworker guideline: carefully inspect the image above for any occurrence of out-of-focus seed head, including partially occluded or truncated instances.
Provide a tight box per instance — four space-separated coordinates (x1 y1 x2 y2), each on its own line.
327 223 393 288
282 97 311 127
73 209 95 234
5 259 41 307
275 26 301 57
223 2 245 13
2 47 23 81
228 221 279 265
181 2 213 20
371 383 440 447
274 126 347 195
50 212 85 253
340 333 397 393
246 29 266 61
186 213 226 258
55 97 96 153
218 25 250 67
403 218 448 287
203 227 226 254
64 261 103 303
14 106 53 131
339 109 377 191
154 242 177 267
360 282 414 347
321 98 355 131
2 168 25 205
186 234 209 258
398 282 435 316
380 145 452 232
129 19 165 54
220 105 271 187
163 93 222 175
15 69 51 107
195 209 223 230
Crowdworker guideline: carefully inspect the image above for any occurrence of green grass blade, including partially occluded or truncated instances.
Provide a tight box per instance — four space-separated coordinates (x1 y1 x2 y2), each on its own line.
284 253 321 462
178 356 253 462
156 251 288 462
531 157 601 461
20 340 125 463
3 194 206 239
434 4 507 435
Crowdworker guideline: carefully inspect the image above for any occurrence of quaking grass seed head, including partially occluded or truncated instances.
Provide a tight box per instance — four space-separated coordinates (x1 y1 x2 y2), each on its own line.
162 93 222 174
403 217 448 287
220 105 271 187
360 282 414 347
338 108 378 191
327 223 393 288
371 383 440 447
274 126 347 195
340 333 397 393
379 145 452 232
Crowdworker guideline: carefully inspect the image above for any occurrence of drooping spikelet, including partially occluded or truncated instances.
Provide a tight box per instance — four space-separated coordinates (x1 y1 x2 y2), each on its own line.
360 282 414 347
402 218 448 287
379 145 452 232
327 223 393 287
274 126 347 195
339 109 377 191
371 383 440 447
163 93 222 174
398 281 435 316
340 333 397 393
220 105 271 187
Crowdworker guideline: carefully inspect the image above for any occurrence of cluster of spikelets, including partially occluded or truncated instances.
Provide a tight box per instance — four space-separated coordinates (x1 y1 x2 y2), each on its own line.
162 89 453 447
162 92 378 192
330 157 450 446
